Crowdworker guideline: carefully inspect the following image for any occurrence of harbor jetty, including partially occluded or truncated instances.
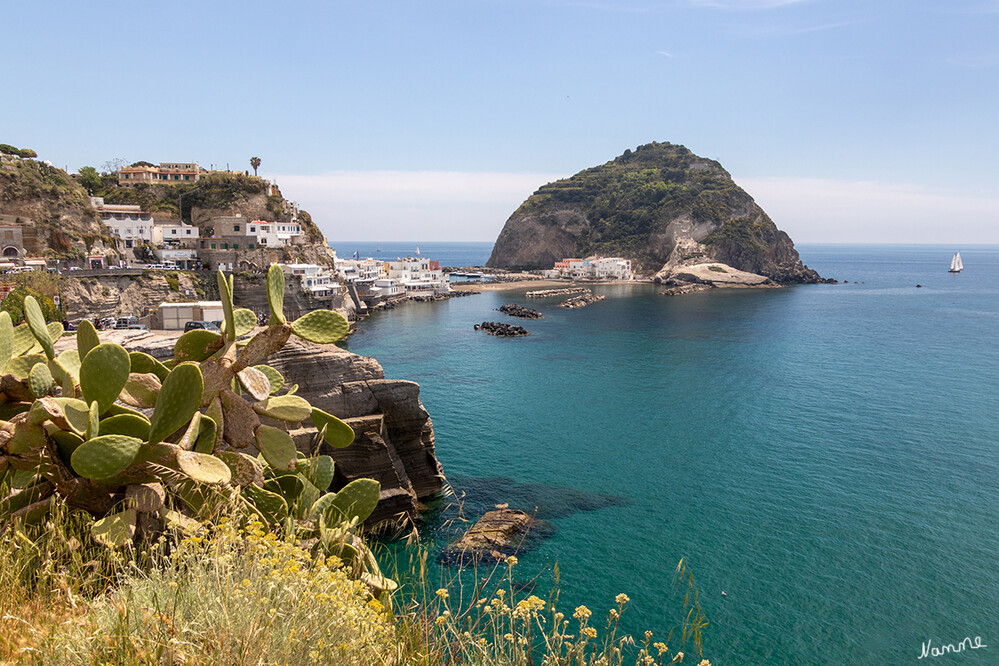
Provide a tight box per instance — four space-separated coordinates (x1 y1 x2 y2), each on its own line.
560 293 605 308
525 287 589 298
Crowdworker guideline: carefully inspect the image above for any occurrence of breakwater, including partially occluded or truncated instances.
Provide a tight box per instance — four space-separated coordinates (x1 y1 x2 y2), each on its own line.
525 287 589 298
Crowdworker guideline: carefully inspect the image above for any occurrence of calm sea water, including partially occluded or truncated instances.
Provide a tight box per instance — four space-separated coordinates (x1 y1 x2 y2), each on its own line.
344 244 999 665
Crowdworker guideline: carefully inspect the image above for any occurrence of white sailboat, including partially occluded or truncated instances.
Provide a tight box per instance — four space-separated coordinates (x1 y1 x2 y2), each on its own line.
415 245 421 255
949 252 963 273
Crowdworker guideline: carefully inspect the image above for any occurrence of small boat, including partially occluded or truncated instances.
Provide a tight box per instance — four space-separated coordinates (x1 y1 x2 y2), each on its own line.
949 252 963 273
415 245 421 255
376 244 381 252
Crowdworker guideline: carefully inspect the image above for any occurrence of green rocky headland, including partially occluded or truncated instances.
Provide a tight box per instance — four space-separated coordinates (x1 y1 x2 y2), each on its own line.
486 142 827 284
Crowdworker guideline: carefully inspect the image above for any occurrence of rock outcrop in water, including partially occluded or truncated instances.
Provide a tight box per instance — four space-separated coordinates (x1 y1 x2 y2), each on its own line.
486 142 826 284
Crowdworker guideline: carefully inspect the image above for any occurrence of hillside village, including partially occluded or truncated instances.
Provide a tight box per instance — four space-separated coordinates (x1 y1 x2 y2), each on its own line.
0 144 634 329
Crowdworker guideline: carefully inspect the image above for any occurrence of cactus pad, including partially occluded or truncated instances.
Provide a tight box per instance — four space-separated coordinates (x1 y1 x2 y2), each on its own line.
7 354 46 379
232 308 257 338
254 424 297 472
128 352 170 382
237 366 270 402
12 322 36 357
174 329 224 363
298 455 335 492
193 415 217 453
177 450 232 485
325 478 381 525
99 413 151 441
80 343 131 414
266 263 286 324
253 395 312 422
218 451 263 487
70 434 143 480
75 320 100 359
120 373 161 408
243 483 289 524
85 401 100 440
217 270 236 341
8 423 47 456
147 362 203 444
310 408 355 449
126 482 166 513
290 309 349 344
91 509 137 548
28 362 54 398
0 311 12 374
23 296 54 360
253 364 285 395
55 350 81 383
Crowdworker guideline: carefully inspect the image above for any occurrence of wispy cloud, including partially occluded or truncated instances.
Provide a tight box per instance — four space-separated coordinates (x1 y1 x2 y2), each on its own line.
270 170 566 242
736 177 999 244
656 50 674 57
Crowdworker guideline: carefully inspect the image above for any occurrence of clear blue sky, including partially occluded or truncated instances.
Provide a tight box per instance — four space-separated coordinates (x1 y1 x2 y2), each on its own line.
4 1 998 244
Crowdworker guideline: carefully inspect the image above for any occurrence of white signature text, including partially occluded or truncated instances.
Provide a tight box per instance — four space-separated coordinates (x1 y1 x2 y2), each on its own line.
918 636 987 659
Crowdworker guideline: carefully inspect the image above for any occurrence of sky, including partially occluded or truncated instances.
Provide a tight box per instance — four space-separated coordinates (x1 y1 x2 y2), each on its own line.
4 0 998 244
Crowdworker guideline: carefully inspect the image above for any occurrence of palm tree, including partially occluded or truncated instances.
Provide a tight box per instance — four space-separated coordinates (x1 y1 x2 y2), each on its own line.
250 156 261 176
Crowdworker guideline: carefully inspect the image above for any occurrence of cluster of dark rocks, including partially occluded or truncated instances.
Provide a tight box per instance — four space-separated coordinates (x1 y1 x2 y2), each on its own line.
560 293 606 308
474 321 529 337
498 304 543 319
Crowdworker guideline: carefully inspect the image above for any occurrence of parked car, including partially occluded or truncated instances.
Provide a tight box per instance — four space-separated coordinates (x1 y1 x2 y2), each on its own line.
184 320 221 332
127 324 149 331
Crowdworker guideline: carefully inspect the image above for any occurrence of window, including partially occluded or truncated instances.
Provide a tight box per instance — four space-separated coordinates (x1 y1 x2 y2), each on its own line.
233 225 240 232
250 227 255 233
233 244 239 250
248 243 254 249
211 243 217 249
184 175 190 181
171 229 177 235
186 229 192 235
221 243 228 249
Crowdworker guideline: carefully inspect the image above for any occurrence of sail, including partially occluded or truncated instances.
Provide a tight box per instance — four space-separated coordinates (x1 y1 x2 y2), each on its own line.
950 252 963 272
955 252 963 271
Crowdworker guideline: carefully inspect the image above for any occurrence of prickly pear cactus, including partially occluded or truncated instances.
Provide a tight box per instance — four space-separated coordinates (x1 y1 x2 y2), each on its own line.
0 266 381 576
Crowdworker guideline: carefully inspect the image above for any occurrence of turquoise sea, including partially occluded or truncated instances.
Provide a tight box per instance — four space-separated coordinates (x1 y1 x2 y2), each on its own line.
344 244 999 665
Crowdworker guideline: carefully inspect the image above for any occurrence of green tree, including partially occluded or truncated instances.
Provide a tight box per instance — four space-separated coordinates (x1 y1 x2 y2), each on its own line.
78 166 103 194
0 285 62 324
250 156 261 176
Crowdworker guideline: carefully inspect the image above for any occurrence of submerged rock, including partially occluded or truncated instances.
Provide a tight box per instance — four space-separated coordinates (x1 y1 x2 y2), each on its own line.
440 509 535 564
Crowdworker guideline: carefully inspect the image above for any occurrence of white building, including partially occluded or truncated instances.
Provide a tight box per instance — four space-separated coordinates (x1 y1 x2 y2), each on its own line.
278 263 338 298
154 248 199 269
245 220 305 246
154 221 200 246
336 257 386 282
385 257 450 295
91 197 154 248
590 257 633 280
552 256 632 280
368 278 405 299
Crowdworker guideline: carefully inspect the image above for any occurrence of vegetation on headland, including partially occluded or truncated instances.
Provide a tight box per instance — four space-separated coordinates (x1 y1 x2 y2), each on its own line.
509 142 752 269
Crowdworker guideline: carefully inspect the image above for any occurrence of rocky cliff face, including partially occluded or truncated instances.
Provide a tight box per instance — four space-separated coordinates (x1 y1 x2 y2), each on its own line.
61 272 208 321
122 333 444 530
487 142 824 283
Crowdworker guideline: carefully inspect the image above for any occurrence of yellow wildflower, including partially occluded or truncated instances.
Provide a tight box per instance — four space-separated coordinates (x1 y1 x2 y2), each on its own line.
615 593 630 605
506 555 518 566
582 627 597 639
435 588 449 600
573 605 592 620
